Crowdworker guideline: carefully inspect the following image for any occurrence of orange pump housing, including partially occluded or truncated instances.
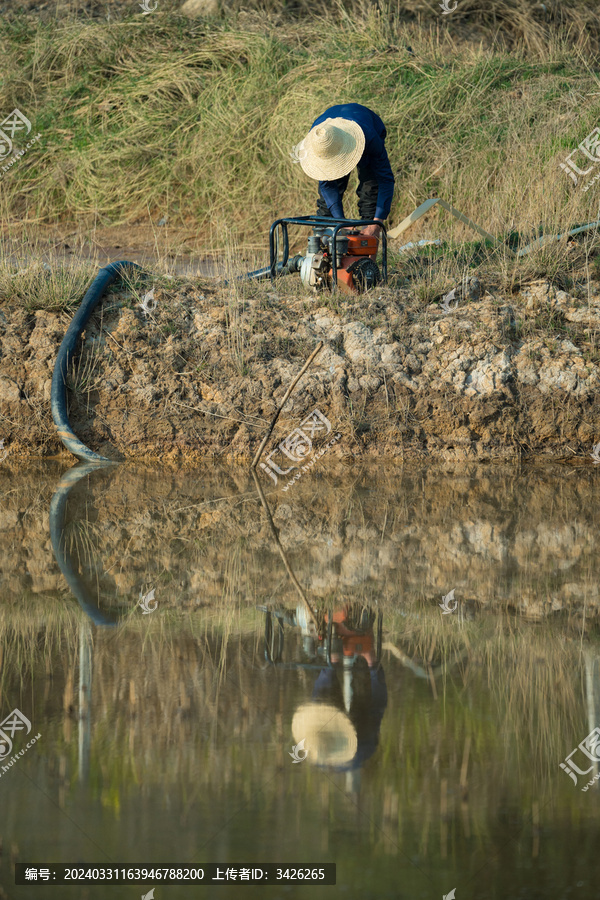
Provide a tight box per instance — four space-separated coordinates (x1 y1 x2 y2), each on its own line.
335 234 378 294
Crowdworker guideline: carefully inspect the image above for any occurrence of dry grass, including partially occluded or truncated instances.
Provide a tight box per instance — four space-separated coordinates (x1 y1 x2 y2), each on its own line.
0 4 598 251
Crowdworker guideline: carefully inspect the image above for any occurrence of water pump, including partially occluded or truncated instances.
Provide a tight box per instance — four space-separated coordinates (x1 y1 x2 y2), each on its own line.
284 227 381 294
247 215 388 294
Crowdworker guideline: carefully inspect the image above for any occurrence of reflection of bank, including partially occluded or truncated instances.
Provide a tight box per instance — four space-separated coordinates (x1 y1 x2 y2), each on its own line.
49 462 121 781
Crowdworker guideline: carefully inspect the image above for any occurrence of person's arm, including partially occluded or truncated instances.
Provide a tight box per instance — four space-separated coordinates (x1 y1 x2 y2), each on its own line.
319 181 345 219
361 137 395 237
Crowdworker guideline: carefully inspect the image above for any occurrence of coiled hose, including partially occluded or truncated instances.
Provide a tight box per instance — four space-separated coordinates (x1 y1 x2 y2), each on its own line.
51 261 142 462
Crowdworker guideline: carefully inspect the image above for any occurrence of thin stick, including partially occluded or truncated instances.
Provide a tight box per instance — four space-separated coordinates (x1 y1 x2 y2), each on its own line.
460 734 471 794
251 468 320 631
172 399 265 427
251 341 323 469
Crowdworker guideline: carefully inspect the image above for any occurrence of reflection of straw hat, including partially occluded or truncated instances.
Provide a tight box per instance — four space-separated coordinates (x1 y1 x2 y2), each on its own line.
296 118 365 181
292 703 358 766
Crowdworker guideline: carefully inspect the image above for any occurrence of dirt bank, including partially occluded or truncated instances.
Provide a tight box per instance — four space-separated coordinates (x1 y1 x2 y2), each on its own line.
2 270 600 464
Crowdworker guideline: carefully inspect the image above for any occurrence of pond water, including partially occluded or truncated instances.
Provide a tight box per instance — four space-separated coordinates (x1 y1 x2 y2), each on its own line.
1 460 600 900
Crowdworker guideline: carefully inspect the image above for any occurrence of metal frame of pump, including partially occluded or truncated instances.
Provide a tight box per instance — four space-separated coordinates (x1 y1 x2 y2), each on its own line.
268 215 388 290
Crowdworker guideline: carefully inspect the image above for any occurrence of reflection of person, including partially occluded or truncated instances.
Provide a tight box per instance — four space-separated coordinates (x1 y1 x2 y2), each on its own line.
293 664 387 772
294 104 395 242
291 604 388 776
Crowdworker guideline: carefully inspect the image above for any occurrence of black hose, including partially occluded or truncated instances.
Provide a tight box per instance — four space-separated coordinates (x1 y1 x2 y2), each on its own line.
220 260 287 286
243 263 282 281
52 255 297 460
51 261 142 462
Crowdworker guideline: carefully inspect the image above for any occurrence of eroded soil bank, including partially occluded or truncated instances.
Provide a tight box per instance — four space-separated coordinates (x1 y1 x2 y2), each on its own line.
2 273 600 463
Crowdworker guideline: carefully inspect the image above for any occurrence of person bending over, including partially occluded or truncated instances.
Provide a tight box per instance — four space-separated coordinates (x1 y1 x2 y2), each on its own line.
294 103 395 243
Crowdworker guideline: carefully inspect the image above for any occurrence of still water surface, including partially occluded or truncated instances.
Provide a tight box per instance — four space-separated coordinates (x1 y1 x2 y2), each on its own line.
1 460 600 900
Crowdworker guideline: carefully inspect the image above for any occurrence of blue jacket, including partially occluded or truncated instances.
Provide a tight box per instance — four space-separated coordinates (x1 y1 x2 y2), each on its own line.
311 103 395 222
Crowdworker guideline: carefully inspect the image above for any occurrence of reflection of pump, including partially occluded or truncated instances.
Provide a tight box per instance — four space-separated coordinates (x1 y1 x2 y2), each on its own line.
260 602 382 668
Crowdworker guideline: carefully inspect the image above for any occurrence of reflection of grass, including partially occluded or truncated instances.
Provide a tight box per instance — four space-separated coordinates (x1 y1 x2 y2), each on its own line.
382 608 586 784
3 595 596 766
0 598 80 696
64 518 104 577
1 589 598 881
3 600 599 879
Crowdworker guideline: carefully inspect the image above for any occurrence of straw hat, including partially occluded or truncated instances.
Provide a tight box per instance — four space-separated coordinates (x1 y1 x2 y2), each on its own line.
295 118 365 181
292 703 358 767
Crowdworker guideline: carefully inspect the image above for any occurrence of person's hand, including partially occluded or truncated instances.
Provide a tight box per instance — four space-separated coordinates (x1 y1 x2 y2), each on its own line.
361 220 383 239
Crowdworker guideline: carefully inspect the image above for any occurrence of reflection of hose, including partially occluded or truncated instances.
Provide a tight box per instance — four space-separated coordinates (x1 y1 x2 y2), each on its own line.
49 462 120 626
51 261 142 462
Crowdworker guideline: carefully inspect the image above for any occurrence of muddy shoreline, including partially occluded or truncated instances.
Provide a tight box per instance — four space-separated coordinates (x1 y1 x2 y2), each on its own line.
2 273 600 465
